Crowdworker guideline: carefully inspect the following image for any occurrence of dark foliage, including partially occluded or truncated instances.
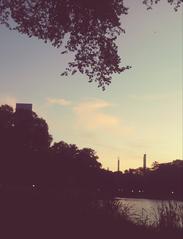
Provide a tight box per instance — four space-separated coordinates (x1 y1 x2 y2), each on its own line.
0 104 52 153
0 193 183 239
143 0 183 11
114 160 183 200
0 104 102 192
0 0 130 89
0 1 182 89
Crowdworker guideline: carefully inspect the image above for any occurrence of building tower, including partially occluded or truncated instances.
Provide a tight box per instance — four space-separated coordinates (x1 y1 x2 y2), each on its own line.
15 103 33 124
16 103 32 112
117 157 120 172
143 153 147 170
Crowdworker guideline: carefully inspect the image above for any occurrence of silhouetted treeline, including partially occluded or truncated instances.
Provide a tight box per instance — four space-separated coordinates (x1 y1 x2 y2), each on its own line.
0 104 102 197
0 104 182 200
113 160 183 200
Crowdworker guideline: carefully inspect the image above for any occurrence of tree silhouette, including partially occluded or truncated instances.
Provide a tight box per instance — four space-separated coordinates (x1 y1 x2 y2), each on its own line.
0 105 52 154
50 141 78 161
50 142 101 170
49 142 101 186
143 0 182 11
0 105 14 159
1 1 181 89
13 109 52 153
0 104 182 199
0 104 13 127
0 105 52 184
77 148 101 169
0 0 129 89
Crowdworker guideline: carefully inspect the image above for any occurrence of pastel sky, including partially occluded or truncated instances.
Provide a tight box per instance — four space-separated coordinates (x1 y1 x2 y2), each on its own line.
0 1 182 171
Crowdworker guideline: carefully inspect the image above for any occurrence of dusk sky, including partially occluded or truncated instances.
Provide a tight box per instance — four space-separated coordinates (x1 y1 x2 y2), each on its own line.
0 0 182 171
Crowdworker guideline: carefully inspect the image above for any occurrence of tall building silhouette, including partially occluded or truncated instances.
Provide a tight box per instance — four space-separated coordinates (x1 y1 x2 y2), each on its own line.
16 103 32 112
143 153 147 170
117 157 120 172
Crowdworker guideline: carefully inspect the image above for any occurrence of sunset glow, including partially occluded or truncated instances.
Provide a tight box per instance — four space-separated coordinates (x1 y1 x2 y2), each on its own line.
0 0 182 171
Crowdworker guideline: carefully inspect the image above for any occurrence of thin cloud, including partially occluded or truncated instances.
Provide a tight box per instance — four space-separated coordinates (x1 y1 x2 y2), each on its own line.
74 99 112 111
73 99 118 129
47 97 71 106
73 99 134 135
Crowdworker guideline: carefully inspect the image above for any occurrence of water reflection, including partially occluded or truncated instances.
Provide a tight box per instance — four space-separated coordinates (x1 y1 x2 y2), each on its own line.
115 198 183 227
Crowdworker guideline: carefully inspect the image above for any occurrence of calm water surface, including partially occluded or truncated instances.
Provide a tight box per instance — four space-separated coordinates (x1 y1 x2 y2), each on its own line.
115 198 183 226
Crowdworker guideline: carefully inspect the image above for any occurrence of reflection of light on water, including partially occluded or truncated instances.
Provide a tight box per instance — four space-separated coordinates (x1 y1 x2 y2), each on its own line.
115 198 183 227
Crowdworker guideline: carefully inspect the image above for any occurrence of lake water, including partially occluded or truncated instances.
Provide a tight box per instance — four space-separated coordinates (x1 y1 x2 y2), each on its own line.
115 198 183 227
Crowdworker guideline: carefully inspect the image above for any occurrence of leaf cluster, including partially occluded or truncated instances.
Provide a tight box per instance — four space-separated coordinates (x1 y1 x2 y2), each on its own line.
0 0 130 89
143 0 183 11
0 0 182 89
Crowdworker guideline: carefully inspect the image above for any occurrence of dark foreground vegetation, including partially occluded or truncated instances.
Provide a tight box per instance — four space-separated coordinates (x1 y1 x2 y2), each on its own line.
0 191 183 239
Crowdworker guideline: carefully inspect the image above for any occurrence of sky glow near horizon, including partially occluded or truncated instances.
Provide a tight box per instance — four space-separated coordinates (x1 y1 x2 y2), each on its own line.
0 1 182 171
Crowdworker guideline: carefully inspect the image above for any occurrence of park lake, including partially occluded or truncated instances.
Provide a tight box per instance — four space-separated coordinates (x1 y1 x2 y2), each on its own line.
115 198 183 226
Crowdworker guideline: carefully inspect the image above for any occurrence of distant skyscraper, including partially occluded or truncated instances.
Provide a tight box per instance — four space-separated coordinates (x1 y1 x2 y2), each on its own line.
16 103 32 112
117 157 120 172
14 103 33 126
143 154 147 170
